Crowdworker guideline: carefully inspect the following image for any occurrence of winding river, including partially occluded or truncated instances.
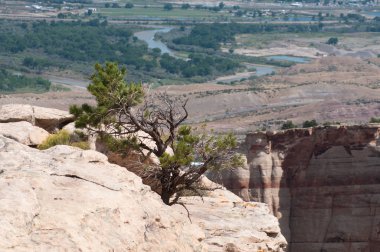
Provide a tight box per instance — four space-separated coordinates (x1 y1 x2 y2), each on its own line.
134 27 174 56
134 27 312 82
266 55 310 63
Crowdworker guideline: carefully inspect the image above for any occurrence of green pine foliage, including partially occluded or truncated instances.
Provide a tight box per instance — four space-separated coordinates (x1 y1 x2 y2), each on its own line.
70 62 144 129
70 62 243 205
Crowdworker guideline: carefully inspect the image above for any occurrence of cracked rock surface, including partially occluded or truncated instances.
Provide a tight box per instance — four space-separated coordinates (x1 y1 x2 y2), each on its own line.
0 135 205 252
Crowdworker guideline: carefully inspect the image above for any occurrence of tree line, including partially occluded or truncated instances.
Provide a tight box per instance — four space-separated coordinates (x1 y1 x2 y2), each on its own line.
0 69 51 93
0 20 243 80
26 0 92 3
160 53 239 78
173 23 323 50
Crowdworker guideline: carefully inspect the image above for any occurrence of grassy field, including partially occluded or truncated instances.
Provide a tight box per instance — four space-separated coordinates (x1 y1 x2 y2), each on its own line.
235 32 338 48
98 7 228 19
235 32 380 49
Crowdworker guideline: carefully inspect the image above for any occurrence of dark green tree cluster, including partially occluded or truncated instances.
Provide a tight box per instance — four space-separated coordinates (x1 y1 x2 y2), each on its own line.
23 57 61 70
70 62 242 206
0 20 249 80
370 117 380 123
125 3 134 8
280 119 319 130
281 120 297 130
344 13 366 23
181 3 191 9
160 53 239 77
365 22 380 32
173 23 323 49
326 37 338 45
0 20 159 71
105 3 121 8
28 0 92 3
0 69 51 93
302 119 318 128
163 3 173 11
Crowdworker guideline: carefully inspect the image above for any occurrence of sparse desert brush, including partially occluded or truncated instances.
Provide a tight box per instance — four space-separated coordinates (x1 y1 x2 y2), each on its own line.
281 120 297 130
70 141 90 150
370 117 380 123
38 130 70 149
38 130 89 150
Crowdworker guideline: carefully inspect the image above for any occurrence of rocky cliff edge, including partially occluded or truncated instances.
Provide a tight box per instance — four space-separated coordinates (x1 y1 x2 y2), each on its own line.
0 104 287 252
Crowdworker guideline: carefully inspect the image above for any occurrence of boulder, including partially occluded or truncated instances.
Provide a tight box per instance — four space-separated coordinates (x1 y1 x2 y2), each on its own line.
0 136 206 252
178 188 287 252
0 121 49 146
0 104 74 132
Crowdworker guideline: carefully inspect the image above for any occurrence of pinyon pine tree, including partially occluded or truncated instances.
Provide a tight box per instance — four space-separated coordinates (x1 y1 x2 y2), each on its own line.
70 62 242 206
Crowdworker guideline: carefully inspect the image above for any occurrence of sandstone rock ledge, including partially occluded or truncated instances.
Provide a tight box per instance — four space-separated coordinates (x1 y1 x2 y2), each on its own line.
0 135 204 252
0 121 49 146
0 104 74 132
0 134 286 252
178 191 287 252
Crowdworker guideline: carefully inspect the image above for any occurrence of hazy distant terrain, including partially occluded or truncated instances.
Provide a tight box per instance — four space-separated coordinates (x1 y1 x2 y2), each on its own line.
2 56 380 136
1 0 380 133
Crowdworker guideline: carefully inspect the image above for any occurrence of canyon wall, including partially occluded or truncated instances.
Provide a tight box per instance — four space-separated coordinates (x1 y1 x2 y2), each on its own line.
217 125 380 251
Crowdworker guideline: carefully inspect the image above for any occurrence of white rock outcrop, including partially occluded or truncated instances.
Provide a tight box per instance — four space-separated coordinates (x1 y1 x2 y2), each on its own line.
0 104 73 132
0 121 49 146
179 189 287 252
0 133 288 252
0 135 205 252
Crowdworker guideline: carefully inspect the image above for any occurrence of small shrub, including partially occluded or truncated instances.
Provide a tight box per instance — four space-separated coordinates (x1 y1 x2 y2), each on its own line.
370 117 380 123
181 3 190 9
125 3 134 8
38 130 89 150
323 121 340 126
326 37 338 45
163 3 173 11
281 120 297 130
302 119 318 128
70 141 90 150
38 130 71 149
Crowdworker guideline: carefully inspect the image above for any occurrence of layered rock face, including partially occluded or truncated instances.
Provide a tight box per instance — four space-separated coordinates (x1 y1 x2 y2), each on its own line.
219 125 380 251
